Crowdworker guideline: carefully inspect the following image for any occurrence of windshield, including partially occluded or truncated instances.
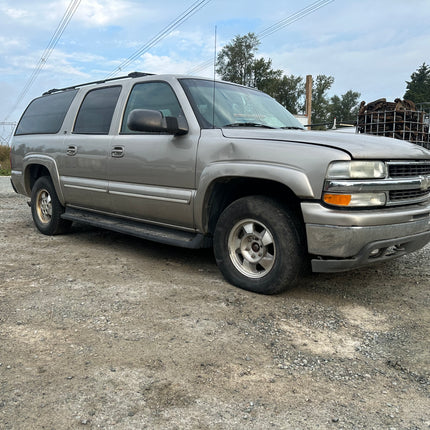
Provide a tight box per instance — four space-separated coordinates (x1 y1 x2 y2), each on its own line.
180 78 304 130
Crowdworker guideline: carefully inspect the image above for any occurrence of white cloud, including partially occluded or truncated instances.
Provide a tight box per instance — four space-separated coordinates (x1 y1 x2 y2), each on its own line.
1 0 430 125
0 5 28 19
72 0 136 27
134 52 195 75
0 36 26 54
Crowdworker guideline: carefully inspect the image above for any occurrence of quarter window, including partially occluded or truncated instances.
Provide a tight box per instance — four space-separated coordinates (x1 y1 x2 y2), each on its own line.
121 82 184 133
74 86 121 134
15 90 78 135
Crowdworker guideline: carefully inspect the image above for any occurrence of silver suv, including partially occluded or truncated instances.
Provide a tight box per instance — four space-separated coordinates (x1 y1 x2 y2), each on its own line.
10 73 430 294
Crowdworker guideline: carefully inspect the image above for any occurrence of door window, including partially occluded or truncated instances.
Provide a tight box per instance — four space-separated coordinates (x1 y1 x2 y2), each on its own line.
121 82 184 133
74 86 121 134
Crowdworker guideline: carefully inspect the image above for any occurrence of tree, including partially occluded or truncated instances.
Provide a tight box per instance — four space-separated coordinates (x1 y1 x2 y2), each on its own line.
216 33 306 113
270 75 305 114
216 34 361 123
404 63 430 104
328 90 361 126
312 75 334 127
216 33 285 96
216 33 260 86
251 57 283 95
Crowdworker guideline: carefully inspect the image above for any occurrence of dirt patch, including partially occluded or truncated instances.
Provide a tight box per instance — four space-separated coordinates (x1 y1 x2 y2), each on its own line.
0 177 429 429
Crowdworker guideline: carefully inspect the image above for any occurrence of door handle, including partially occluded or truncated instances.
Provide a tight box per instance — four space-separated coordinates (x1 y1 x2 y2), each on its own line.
66 145 77 156
111 146 125 158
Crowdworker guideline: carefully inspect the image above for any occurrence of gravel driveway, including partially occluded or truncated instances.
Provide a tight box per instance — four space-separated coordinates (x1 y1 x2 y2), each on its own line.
0 176 429 429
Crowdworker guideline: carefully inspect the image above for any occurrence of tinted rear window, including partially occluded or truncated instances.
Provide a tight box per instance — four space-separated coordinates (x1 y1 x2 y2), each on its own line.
15 90 78 135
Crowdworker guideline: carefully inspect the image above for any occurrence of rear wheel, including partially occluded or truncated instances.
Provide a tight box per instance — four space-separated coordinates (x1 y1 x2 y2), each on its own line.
31 176 72 235
213 196 305 294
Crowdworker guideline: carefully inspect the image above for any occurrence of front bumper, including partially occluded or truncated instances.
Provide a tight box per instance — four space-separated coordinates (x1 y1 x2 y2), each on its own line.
301 201 430 273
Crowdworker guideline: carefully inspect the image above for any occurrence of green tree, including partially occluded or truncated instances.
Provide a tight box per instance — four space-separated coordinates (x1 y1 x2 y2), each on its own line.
328 90 361 126
312 75 334 127
404 63 430 104
215 33 290 98
216 33 306 113
251 57 283 95
270 75 305 114
216 33 260 86
216 34 361 123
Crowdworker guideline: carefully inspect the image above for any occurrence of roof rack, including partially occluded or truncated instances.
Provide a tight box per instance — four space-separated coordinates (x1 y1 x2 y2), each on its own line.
43 72 154 95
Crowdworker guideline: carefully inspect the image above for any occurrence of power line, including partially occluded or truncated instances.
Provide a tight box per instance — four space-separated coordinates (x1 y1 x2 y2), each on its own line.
0 122 17 146
4 0 81 121
187 0 335 75
105 0 212 79
258 0 334 39
187 58 214 76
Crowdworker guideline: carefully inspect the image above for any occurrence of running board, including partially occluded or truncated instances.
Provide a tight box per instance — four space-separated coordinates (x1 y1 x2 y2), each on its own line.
61 208 212 249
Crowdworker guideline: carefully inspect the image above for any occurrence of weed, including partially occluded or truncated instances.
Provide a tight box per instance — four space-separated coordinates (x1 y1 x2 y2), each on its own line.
0 145 11 176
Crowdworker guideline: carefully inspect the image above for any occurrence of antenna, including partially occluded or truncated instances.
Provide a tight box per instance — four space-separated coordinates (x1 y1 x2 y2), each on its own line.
212 25 217 128
213 25 217 82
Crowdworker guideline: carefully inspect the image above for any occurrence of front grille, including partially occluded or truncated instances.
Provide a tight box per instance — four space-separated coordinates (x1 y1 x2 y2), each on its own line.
386 161 430 205
388 161 430 178
390 189 430 201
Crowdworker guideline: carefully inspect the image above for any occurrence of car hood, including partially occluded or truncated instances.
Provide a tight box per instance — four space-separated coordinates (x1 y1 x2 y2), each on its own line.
221 128 430 160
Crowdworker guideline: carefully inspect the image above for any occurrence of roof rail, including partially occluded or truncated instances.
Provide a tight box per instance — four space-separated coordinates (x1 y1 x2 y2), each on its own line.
42 72 154 95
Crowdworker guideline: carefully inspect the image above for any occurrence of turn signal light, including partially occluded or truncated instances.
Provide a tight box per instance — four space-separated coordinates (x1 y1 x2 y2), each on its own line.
323 192 387 207
323 194 352 206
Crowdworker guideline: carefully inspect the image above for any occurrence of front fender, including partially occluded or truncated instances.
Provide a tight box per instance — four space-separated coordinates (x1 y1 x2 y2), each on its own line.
194 161 315 231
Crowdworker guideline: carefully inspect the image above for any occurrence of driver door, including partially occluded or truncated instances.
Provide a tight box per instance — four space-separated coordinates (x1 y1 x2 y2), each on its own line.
108 81 198 229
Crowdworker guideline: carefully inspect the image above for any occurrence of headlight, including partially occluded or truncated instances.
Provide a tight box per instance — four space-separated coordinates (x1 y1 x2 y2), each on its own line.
323 160 388 207
326 161 387 179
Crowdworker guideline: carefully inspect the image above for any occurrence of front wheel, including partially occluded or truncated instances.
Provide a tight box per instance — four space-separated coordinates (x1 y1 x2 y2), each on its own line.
213 196 305 294
31 176 72 235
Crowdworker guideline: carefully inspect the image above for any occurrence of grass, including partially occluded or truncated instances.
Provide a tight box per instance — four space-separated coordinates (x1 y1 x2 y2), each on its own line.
0 145 11 176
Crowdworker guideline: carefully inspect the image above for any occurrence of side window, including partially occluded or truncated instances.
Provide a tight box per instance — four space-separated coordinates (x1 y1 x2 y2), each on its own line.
121 82 184 133
74 86 121 134
15 89 78 135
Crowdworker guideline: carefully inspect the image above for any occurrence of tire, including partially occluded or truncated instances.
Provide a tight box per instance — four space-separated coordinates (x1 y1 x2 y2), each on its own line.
31 176 72 235
213 196 305 295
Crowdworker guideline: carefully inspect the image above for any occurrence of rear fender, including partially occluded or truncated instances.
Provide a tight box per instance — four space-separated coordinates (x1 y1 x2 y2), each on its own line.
22 155 64 204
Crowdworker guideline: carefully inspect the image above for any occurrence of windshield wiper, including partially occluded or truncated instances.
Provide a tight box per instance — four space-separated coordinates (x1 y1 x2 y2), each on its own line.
280 126 304 130
223 122 275 129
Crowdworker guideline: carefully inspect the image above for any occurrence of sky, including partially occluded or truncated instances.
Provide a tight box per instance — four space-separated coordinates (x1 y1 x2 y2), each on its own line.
1 0 430 140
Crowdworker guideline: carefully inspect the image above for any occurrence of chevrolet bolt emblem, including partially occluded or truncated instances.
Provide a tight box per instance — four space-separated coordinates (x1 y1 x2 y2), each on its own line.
420 175 430 190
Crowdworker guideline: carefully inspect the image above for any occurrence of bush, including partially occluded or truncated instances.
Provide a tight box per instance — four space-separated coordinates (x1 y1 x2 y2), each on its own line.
0 145 11 176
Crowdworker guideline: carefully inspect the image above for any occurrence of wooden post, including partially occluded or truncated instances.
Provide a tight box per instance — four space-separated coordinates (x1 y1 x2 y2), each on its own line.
305 75 312 128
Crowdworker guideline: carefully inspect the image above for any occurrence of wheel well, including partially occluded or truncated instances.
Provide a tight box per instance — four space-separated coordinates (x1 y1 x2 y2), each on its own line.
26 164 50 192
205 177 303 234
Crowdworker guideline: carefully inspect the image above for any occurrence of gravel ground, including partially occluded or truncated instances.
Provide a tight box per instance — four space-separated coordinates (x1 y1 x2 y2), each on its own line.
0 176 429 429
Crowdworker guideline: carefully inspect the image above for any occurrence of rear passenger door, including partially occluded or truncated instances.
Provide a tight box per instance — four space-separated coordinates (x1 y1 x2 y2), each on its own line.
59 85 122 212
108 81 198 229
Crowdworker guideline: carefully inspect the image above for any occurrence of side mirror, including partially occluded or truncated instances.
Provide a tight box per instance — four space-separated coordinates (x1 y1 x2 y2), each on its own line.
127 109 188 136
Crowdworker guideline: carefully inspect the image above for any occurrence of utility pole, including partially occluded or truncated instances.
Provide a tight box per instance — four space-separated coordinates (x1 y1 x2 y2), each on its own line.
0 122 17 146
305 75 313 127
